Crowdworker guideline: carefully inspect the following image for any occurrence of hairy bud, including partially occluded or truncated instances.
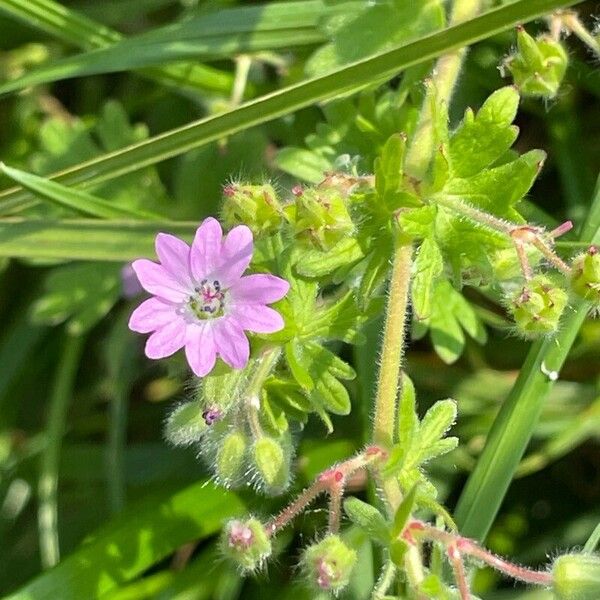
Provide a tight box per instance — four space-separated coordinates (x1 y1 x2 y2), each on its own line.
508 275 568 338
164 402 207 447
302 535 357 593
252 435 290 494
570 246 600 305
221 183 285 234
504 27 568 98
552 553 600 600
292 187 354 250
221 517 272 572
216 430 248 486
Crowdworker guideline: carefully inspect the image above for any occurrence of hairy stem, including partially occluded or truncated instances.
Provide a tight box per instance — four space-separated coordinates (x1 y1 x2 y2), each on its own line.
244 346 282 439
405 0 482 179
372 243 413 451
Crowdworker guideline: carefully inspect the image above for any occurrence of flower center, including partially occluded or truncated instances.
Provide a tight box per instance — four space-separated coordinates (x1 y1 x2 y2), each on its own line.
188 279 226 320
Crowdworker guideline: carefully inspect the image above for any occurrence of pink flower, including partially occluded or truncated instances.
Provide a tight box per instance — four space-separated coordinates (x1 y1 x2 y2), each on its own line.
128 218 289 377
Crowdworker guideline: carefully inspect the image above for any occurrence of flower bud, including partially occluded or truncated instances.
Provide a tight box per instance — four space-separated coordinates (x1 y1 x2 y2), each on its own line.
164 402 208 447
292 187 354 251
302 535 357 593
508 275 568 338
505 27 568 98
252 435 290 494
221 517 272 572
221 183 285 234
216 430 248 486
570 246 600 304
552 553 600 600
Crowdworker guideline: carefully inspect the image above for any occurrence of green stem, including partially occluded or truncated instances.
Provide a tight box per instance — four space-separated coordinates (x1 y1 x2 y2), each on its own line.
244 346 282 439
405 0 482 179
372 243 413 452
38 333 84 569
455 174 600 541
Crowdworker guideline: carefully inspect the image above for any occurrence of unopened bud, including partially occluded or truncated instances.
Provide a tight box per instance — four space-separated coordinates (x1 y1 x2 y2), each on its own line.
552 553 600 600
164 402 207 447
221 518 272 572
570 246 600 304
292 187 354 251
509 275 568 338
504 28 568 98
221 183 285 234
252 436 290 493
302 535 357 593
216 430 248 486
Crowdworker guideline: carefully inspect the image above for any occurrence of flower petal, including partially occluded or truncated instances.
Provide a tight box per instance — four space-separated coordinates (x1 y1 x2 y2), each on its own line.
155 233 192 285
145 320 187 359
214 319 250 369
190 217 223 281
132 259 190 302
230 305 284 334
218 225 253 286
185 323 217 377
129 297 178 333
229 274 290 305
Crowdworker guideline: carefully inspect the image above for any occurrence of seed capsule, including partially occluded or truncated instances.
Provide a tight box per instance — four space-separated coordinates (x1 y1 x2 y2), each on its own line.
570 246 600 305
221 518 272 572
302 535 357 593
552 553 600 600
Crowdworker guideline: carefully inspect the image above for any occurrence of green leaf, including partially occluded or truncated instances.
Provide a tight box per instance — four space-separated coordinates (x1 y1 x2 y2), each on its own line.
306 0 445 76
412 237 444 320
448 86 521 178
31 262 121 335
343 497 390 546
295 238 364 278
439 149 546 217
417 399 457 457
0 0 581 214
274 147 333 183
391 484 419 538
284 340 315 391
0 163 160 220
302 289 373 344
397 206 437 239
417 437 459 463
5 481 244 600
389 539 410 567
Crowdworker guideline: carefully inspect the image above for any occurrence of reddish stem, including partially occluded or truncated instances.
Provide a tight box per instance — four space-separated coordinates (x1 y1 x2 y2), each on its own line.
266 446 387 537
407 521 553 587
448 543 471 600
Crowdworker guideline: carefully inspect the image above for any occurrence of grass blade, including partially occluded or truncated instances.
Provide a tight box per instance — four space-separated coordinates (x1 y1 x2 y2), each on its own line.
0 0 584 215
0 218 195 261
454 174 600 541
0 163 161 220
0 0 331 96
8 480 244 599
38 333 85 569
0 0 236 95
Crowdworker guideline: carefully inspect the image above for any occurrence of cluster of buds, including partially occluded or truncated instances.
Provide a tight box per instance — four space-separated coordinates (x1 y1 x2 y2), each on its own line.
221 183 286 235
221 178 359 253
221 518 272 572
301 534 357 593
570 246 600 306
202 421 292 494
503 26 568 98
508 274 568 338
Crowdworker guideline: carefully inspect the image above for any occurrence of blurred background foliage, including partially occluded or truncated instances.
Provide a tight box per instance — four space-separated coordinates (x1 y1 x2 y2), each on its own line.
0 0 598 598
